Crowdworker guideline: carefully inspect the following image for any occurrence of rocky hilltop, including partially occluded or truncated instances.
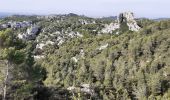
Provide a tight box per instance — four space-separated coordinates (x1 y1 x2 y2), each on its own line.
119 12 140 31
102 11 140 33
0 11 170 100
0 12 141 59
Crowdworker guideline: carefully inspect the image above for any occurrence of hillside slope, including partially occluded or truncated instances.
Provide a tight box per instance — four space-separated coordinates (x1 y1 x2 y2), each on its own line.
0 13 170 100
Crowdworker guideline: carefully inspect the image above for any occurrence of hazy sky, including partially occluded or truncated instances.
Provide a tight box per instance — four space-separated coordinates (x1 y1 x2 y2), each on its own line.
0 0 169 18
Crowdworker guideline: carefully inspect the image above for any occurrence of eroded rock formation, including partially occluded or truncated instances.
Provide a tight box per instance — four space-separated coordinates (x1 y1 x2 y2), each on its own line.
102 11 141 33
119 12 140 31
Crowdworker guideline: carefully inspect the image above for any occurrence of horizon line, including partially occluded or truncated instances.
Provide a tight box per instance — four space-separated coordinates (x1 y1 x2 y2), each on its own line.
0 11 170 19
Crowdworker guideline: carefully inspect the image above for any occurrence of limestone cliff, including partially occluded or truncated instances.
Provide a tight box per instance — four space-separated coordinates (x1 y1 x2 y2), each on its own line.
119 12 140 31
102 11 141 33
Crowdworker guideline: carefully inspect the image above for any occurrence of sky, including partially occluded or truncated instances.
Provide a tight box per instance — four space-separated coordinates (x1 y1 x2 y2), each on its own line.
0 0 170 18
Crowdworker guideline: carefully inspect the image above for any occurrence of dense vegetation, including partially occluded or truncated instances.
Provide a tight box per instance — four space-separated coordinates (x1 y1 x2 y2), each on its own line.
0 15 170 100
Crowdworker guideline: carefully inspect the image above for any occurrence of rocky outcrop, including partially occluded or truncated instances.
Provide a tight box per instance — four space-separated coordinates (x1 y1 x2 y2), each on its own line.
36 31 83 50
101 23 119 33
67 84 95 96
36 40 54 50
101 11 140 33
98 43 109 50
71 57 78 63
0 21 32 29
119 12 140 32
34 55 45 60
18 26 40 40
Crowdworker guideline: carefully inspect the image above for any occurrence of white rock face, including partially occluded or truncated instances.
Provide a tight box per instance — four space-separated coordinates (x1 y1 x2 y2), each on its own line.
36 30 83 48
27 26 39 35
68 31 83 38
120 12 134 22
18 34 25 39
57 39 64 45
34 55 45 59
71 57 78 63
101 11 140 33
78 19 91 25
102 23 119 33
68 31 76 38
36 40 55 50
81 84 90 88
0 21 32 29
127 22 140 32
67 86 77 91
98 43 108 50
119 12 140 32
46 40 55 45
76 32 83 37
36 43 45 50
67 84 95 95
18 26 40 40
